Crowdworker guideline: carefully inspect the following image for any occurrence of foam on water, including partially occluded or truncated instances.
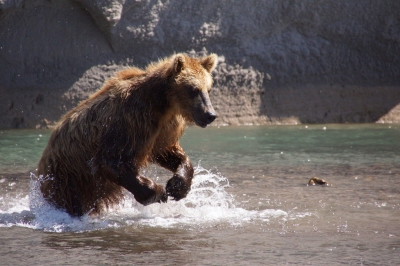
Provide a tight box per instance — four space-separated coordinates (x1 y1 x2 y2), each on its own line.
0 166 288 232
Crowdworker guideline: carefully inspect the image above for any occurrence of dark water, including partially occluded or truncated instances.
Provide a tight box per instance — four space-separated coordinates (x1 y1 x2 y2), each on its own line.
1 124 399 265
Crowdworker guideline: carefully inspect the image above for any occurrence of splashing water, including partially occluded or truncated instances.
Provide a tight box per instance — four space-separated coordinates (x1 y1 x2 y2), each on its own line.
113 167 287 228
0 165 287 232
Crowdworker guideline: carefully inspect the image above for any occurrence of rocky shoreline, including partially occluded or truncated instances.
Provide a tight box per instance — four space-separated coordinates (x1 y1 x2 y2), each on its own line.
1 0 399 129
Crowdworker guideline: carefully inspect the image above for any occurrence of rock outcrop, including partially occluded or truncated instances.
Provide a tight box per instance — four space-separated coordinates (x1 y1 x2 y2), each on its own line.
1 0 399 128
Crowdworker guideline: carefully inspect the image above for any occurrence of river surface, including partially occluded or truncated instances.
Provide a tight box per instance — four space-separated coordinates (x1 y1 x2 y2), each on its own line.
0 124 399 265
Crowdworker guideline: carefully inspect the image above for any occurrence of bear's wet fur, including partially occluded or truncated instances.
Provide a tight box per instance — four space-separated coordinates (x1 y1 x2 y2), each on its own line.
37 53 218 216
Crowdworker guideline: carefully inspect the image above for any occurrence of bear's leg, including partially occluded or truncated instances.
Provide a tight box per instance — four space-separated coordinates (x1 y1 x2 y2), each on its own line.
128 174 168 206
39 175 85 216
153 148 194 201
110 166 168 206
94 154 168 206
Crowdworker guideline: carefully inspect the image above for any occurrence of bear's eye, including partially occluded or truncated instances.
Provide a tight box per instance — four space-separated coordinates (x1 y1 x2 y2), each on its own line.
187 86 200 98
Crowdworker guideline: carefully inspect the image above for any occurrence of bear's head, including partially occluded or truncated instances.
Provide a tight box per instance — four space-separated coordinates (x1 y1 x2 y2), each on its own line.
170 53 218 128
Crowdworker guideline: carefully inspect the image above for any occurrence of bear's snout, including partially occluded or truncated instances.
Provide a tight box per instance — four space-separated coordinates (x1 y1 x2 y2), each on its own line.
193 105 217 128
192 90 217 128
194 110 217 128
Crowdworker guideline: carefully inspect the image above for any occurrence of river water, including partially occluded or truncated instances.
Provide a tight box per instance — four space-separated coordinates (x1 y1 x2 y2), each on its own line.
0 124 399 265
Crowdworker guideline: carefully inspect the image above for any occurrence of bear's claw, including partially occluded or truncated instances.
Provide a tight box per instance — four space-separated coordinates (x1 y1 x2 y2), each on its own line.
157 191 168 203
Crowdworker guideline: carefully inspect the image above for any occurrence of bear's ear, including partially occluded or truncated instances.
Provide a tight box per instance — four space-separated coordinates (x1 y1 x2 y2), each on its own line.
200 54 218 73
173 54 186 74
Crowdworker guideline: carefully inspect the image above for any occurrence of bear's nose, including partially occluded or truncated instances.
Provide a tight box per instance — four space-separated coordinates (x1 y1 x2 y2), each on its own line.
205 111 217 124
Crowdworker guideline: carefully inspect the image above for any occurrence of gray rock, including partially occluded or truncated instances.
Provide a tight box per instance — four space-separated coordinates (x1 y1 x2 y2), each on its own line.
0 0 399 128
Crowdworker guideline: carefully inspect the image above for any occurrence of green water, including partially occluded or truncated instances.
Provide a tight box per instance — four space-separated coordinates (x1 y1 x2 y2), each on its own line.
1 124 399 173
0 129 49 174
182 124 400 169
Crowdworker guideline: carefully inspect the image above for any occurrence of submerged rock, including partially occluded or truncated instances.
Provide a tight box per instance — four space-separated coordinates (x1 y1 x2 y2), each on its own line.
308 177 330 186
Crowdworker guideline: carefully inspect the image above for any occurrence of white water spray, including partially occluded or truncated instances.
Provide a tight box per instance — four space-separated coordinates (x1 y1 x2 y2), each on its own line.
0 165 287 232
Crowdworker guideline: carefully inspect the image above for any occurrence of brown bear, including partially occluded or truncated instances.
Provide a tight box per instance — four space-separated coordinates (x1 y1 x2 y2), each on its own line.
37 53 218 217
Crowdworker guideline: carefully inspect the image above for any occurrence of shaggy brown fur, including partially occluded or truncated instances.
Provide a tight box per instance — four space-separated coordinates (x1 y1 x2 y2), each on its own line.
37 53 218 216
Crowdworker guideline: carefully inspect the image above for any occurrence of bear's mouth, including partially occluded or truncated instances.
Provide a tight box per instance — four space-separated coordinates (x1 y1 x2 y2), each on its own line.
193 113 217 128
194 118 208 128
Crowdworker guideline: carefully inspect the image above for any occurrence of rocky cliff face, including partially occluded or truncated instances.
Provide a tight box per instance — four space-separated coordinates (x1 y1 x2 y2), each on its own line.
1 0 399 128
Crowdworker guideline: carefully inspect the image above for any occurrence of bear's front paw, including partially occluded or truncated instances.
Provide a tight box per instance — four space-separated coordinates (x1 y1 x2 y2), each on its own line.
166 174 191 201
134 184 167 206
